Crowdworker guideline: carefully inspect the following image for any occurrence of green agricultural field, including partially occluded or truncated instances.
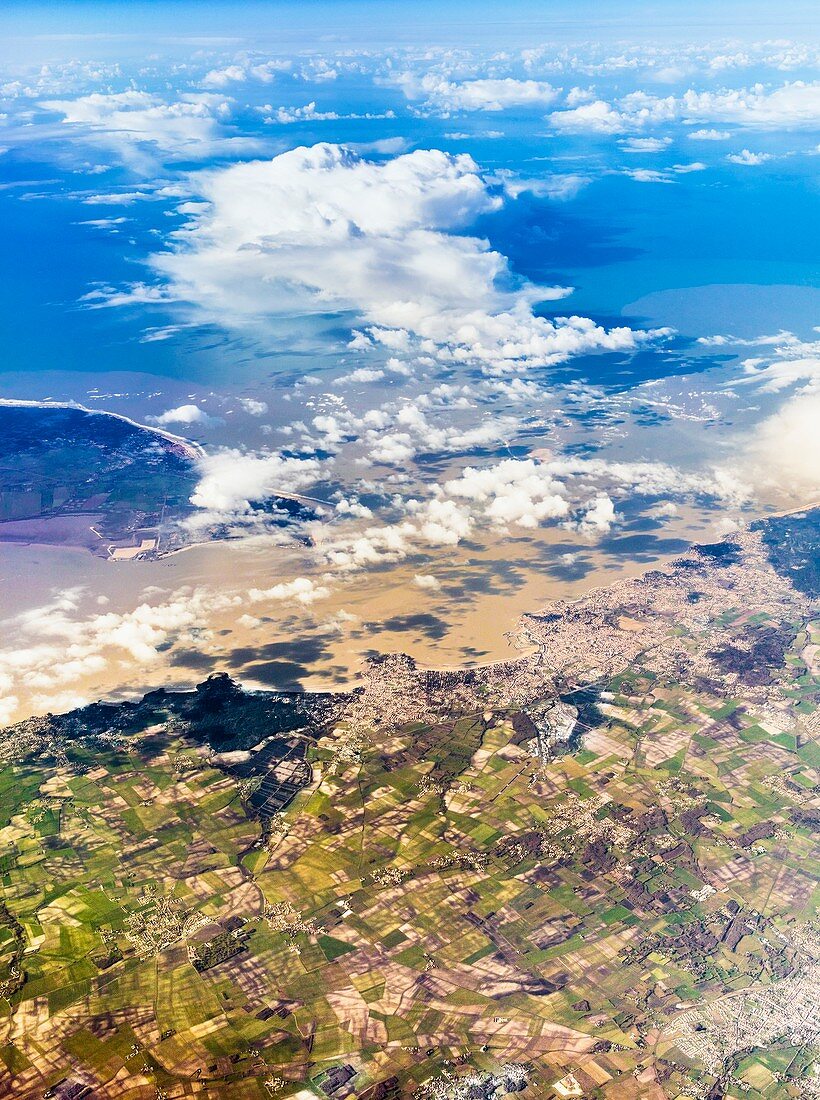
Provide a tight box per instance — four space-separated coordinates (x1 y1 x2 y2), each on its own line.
1 537 819 1100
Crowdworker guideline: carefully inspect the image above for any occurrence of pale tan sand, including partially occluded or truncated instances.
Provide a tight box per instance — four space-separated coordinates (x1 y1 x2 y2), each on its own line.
0 499 732 722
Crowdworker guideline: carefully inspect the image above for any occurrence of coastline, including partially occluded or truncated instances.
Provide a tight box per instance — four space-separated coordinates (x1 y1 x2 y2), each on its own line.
0 397 206 463
4 500 815 728
0 398 335 561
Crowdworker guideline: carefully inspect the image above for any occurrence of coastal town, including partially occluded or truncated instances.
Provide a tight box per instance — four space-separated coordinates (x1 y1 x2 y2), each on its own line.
0 511 817 1098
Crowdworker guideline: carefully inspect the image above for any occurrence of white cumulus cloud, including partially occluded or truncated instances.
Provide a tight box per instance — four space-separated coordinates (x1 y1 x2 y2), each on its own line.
726 148 773 165
189 449 323 518
399 74 560 113
149 403 218 427
40 89 257 169
145 143 662 375
549 81 820 135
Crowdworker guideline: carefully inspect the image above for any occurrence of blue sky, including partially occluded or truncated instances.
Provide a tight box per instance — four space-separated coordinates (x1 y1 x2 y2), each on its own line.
2 0 819 49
